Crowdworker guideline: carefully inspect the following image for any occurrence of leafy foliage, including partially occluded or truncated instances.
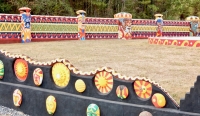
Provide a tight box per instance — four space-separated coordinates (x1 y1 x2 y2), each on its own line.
0 0 199 20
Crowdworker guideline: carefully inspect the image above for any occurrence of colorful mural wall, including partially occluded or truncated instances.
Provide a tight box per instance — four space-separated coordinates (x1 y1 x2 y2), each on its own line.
0 13 190 43
0 50 200 116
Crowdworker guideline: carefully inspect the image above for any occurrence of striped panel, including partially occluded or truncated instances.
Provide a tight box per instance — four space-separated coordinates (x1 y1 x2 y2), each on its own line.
86 24 118 33
0 22 21 32
31 23 77 33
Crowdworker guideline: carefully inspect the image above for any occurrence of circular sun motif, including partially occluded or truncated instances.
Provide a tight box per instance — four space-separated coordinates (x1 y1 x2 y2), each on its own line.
14 59 28 81
52 63 70 88
94 71 113 94
133 80 152 99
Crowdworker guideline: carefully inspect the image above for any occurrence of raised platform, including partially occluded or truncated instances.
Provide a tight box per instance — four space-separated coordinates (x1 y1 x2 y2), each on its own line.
148 37 200 47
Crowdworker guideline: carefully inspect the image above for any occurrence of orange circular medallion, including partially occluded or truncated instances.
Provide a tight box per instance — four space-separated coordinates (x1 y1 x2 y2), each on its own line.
14 59 28 81
94 71 113 94
134 80 152 99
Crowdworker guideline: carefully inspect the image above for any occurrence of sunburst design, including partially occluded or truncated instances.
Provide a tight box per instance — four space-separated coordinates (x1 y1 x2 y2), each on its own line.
14 59 28 81
134 80 152 99
52 63 70 88
94 71 113 94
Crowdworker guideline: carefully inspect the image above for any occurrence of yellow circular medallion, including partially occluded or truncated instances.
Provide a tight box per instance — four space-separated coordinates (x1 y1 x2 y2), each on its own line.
52 63 70 88
75 79 86 93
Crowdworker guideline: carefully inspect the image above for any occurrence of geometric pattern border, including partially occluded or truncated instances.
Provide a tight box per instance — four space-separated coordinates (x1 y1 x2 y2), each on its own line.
132 26 190 32
86 24 118 33
31 23 77 33
148 37 200 47
0 23 21 32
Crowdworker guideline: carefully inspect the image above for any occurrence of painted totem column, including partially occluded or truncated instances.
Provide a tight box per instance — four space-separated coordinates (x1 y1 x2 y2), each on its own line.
185 16 199 36
76 10 86 40
154 14 163 37
19 7 31 43
114 12 132 40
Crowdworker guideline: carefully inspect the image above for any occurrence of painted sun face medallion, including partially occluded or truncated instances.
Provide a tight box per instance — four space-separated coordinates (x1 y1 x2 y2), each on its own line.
0 60 4 79
94 71 113 94
75 79 86 93
33 68 43 86
46 95 56 115
14 59 28 81
52 63 70 88
134 80 152 100
13 89 22 107
116 85 129 99
86 103 100 116
152 93 166 108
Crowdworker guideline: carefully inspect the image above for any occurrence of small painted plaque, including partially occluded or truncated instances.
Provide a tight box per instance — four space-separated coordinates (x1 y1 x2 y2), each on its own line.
139 111 153 116
0 60 4 79
46 95 56 115
13 89 22 107
116 85 129 99
33 68 43 86
86 103 100 116
14 59 28 81
75 79 86 93
152 93 166 108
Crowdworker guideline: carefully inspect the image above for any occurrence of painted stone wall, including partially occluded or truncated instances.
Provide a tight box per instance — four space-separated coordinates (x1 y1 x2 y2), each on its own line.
0 14 190 43
0 50 200 116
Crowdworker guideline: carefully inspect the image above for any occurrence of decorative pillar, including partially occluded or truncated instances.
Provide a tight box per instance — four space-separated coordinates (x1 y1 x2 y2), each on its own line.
114 12 132 40
76 10 86 40
154 14 163 37
19 7 31 43
185 16 199 36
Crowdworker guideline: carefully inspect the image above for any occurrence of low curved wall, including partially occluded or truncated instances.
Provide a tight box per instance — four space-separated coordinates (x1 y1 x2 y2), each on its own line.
0 50 200 116
148 37 200 47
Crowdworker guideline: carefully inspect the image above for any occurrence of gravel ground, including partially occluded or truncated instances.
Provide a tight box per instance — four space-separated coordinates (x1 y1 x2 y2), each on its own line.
0 106 29 116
